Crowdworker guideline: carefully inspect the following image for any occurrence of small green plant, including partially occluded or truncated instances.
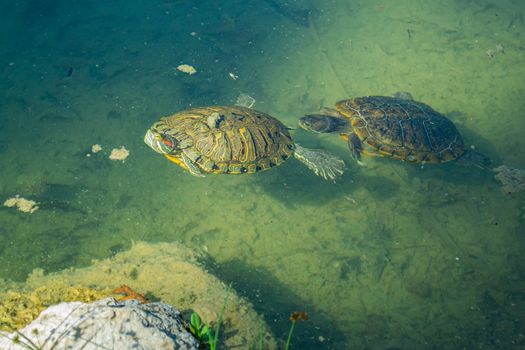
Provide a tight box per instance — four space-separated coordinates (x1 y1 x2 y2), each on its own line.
189 312 211 343
208 285 230 350
188 284 231 350
258 319 264 350
284 311 308 350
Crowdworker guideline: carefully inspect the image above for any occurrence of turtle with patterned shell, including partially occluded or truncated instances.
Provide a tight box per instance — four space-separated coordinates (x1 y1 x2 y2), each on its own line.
144 105 346 180
299 92 490 168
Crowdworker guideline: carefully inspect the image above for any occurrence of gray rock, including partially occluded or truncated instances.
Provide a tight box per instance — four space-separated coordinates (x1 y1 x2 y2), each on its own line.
0 297 200 350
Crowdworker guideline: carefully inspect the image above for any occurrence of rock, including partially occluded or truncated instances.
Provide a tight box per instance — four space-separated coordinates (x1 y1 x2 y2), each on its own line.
0 297 199 350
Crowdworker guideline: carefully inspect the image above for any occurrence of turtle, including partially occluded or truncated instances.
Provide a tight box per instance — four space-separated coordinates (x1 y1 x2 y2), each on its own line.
144 105 346 180
298 93 490 168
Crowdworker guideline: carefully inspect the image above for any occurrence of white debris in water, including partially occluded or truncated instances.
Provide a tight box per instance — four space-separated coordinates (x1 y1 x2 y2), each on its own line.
3 195 39 213
177 64 197 75
235 93 255 108
109 146 130 162
486 43 505 59
91 144 103 153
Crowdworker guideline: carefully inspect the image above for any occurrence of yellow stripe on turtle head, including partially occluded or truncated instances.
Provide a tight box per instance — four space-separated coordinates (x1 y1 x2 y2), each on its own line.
164 154 189 171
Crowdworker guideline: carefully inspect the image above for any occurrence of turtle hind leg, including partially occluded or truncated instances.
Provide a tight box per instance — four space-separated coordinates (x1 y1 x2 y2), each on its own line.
293 144 346 181
456 150 491 169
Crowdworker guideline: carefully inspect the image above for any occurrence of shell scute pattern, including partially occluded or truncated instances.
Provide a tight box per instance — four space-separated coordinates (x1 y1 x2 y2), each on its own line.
158 106 294 174
336 96 465 163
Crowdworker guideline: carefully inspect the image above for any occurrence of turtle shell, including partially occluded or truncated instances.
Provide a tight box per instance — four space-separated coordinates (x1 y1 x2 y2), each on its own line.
335 96 466 163
150 106 295 174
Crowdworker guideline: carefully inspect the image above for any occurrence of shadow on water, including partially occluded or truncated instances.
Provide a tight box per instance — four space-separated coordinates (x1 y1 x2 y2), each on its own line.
21 0 60 25
0 224 81 282
355 171 401 200
207 258 348 349
37 183 87 213
449 110 504 163
256 166 355 206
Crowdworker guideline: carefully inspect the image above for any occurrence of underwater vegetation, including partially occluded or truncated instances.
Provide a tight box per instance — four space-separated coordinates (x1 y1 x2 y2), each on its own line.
284 311 309 350
0 284 112 332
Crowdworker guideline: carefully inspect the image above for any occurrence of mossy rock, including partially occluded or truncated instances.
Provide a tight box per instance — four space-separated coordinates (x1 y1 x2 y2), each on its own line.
0 284 112 331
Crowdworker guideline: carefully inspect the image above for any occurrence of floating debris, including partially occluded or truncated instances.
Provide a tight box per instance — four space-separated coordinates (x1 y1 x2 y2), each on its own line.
493 165 525 194
91 144 103 153
235 93 255 108
3 195 39 213
177 64 197 75
109 146 130 162
486 44 505 59
343 195 357 204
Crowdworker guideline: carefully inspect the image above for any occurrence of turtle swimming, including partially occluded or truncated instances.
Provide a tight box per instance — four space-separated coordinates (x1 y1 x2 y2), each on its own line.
299 93 490 168
144 105 346 180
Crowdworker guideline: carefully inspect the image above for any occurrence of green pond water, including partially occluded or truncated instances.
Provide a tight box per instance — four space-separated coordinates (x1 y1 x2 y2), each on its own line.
1 0 524 348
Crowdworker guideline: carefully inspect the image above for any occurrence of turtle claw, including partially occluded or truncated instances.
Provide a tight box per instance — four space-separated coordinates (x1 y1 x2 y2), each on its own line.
294 144 346 181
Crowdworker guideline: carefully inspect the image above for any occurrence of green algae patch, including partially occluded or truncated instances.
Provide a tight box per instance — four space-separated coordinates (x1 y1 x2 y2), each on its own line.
0 284 112 331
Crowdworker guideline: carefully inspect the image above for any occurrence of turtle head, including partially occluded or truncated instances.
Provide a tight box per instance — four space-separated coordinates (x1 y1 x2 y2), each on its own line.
299 114 347 133
144 128 178 155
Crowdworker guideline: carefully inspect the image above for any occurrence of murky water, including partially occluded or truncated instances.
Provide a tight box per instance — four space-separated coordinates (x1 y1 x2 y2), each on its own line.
1 0 524 348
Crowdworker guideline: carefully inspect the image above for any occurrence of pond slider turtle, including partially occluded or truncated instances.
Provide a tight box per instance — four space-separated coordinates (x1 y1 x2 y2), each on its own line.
299 93 489 167
144 105 345 180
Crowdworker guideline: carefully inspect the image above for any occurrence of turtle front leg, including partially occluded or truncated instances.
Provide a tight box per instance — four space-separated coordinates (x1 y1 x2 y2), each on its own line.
347 132 363 162
181 152 206 177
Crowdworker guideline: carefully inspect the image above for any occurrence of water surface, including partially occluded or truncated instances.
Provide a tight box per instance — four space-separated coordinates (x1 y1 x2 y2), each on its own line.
1 0 524 348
